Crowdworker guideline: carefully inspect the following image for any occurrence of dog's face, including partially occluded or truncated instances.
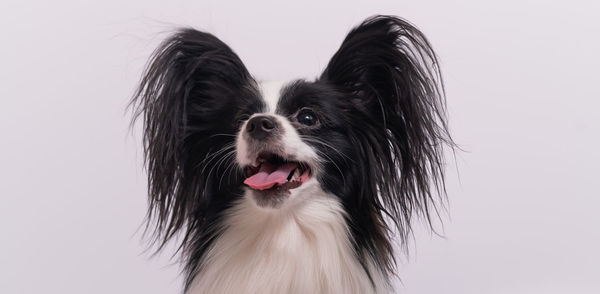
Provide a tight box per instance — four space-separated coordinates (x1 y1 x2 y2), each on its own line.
235 81 319 208
236 81 353 208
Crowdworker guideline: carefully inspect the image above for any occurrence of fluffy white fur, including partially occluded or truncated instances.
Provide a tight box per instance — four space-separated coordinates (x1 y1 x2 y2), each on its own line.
188 183 388 294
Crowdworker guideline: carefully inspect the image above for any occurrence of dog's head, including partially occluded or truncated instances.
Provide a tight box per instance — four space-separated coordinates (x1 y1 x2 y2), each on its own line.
132 15 451 275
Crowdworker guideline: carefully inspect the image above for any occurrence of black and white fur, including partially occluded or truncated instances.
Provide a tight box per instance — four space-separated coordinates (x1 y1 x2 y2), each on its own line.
132 15 452 294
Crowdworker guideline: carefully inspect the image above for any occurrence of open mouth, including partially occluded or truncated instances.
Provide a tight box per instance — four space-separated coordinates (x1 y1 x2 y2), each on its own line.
243 151 311 191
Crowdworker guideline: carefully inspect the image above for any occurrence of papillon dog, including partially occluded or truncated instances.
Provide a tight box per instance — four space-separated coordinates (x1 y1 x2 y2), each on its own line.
132 15 452 294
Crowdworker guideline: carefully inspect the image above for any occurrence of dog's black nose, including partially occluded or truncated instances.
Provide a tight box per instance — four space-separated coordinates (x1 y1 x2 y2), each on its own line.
246 115 278 140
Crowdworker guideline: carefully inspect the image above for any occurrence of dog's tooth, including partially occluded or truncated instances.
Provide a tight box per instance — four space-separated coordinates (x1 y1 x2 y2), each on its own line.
294 168 301 178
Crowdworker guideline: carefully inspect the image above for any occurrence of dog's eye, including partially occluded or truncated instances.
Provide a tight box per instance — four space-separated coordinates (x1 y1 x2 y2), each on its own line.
297 109 317 126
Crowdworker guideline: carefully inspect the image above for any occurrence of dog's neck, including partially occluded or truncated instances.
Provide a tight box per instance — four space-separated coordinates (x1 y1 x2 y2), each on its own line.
187 188 388 294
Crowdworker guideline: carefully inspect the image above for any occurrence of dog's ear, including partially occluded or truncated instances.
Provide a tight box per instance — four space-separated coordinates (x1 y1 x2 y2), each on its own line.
131 29 261 250
321 16 452 239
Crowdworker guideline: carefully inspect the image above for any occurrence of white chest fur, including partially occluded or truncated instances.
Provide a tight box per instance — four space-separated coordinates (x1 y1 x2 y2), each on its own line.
187 189 388 294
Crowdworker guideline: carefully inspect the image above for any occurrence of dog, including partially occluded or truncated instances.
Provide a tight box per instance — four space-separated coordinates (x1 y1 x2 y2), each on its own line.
132 15 452 294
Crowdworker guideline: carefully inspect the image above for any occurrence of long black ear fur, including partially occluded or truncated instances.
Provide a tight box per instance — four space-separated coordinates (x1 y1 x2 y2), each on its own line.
321 15 453 274
130 29 261 260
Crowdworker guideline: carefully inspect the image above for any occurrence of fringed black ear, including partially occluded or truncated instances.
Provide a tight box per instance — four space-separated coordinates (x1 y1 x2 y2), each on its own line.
130 29 261 252
321 15 453 268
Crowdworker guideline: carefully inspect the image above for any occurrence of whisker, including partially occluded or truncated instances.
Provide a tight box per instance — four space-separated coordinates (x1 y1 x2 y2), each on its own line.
225 155 242 185
313 149 347 187
204 150 232 192
217 151 238 188
300 136 355 164
197 143 235 172
209 133 238 138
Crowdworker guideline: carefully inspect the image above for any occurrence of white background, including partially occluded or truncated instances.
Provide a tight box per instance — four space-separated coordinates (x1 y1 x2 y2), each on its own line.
1 0 599 293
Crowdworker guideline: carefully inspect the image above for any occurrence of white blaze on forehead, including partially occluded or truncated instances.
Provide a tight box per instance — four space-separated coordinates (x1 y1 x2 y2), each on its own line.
259 81 286 113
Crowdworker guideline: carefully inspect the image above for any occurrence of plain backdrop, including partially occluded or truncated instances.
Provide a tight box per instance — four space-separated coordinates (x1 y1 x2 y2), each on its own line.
1 0 599 293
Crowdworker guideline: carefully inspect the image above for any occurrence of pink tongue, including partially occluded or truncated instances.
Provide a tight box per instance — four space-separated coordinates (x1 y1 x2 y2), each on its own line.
244 162 298 190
